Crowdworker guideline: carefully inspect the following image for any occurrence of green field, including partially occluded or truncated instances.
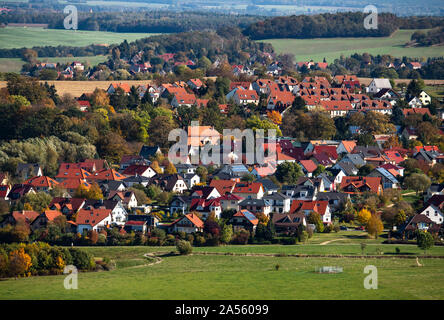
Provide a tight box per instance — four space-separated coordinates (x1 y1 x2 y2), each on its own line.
1 245 443 300
0 56 109 73
259 29 444 63
1 228 444 300
0 58 24 73
0 27 160 49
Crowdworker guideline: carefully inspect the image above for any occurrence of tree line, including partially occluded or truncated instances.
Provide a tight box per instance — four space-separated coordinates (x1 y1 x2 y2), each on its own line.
243 12 444 40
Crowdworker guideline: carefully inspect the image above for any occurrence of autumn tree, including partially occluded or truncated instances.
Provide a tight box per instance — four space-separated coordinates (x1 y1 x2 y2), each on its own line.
357 208 372 225
8 248 32 277
267 110 282 125
307 212 324 233
87 182 104 200
164 161 177 174
74 184 90 199
366 214 384 239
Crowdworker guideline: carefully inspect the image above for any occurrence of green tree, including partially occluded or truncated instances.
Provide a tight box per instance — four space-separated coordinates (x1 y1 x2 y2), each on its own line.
220 224 233 244
275 162 303 184
404 173 431 195
416 230 434 254
307 212 324 233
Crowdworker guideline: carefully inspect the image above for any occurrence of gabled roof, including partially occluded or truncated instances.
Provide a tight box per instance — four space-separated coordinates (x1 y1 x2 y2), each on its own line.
290 200 329 215
299 160 317 173
25 176 58 188
233 182 263 194
170 213 204 228
42 210 62 222
232 210 259 225
272 212 306 227
12 211 40 224
59 179 91 190
339 140 357 153
190 198 221 212
209 179 237 195
50 197 86 213
56 166 91 179
76 208 112 227
340 176 382 194
88 169 125 181
122 165 153 176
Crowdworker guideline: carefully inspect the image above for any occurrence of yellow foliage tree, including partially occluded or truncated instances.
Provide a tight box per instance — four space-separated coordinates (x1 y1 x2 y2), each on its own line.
267 110 282 125
23 203 33 211
366 214 384 239
357 208 372 225
164 161 177 174
150 161 162 174
74 183 89 198
8 248 32 277
87 182 104 200
256 212 269 226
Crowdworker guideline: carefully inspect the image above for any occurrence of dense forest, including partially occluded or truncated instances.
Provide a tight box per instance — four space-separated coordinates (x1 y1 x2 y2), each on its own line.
243 12 444 40
0 9 262 33
410 27 444 47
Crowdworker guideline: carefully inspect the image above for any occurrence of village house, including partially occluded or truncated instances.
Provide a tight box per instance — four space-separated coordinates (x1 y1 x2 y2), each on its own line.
228 210 259 233
290 200 332 224
169 213 204 234
76 208 113 234
272 212 307 235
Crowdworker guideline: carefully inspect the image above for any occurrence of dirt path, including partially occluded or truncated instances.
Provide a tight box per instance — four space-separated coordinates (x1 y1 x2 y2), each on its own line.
319 239 345 245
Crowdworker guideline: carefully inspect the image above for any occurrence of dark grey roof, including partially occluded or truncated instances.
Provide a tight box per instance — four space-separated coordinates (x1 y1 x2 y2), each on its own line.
336 161 358 175
83 199 121 211
239 199 271 206
263 192 289 200
316 192 349 202
123 175 150 183
429 183 444 193
139 145 161 160
256 178 279 191
340 154 366 167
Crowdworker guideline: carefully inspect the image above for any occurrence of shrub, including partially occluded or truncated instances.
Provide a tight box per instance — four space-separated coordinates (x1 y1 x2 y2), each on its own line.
146 237 159 246
194 235 206 246
176 240 192 255
69 248 95 270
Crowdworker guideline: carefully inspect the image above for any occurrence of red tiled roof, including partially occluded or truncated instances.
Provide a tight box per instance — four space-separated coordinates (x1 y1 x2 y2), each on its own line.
210 179 236 195
76 208 112 227
340 176 382 194
290 200 329 215
12 211 39 224
43 210 62 221
25 176 58 188
88 169 125 181
299 160 317 173
233 182 263 194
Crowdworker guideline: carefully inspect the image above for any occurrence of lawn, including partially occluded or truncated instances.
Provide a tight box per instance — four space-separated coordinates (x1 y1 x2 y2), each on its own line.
0 27 160 49
1 250 443 299
259 29 444 63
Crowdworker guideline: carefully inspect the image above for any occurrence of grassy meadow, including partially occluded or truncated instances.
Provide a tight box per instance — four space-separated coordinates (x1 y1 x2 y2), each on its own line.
0 27 159 49
1 230 444 300
1 247 443 300
259 29 444 63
